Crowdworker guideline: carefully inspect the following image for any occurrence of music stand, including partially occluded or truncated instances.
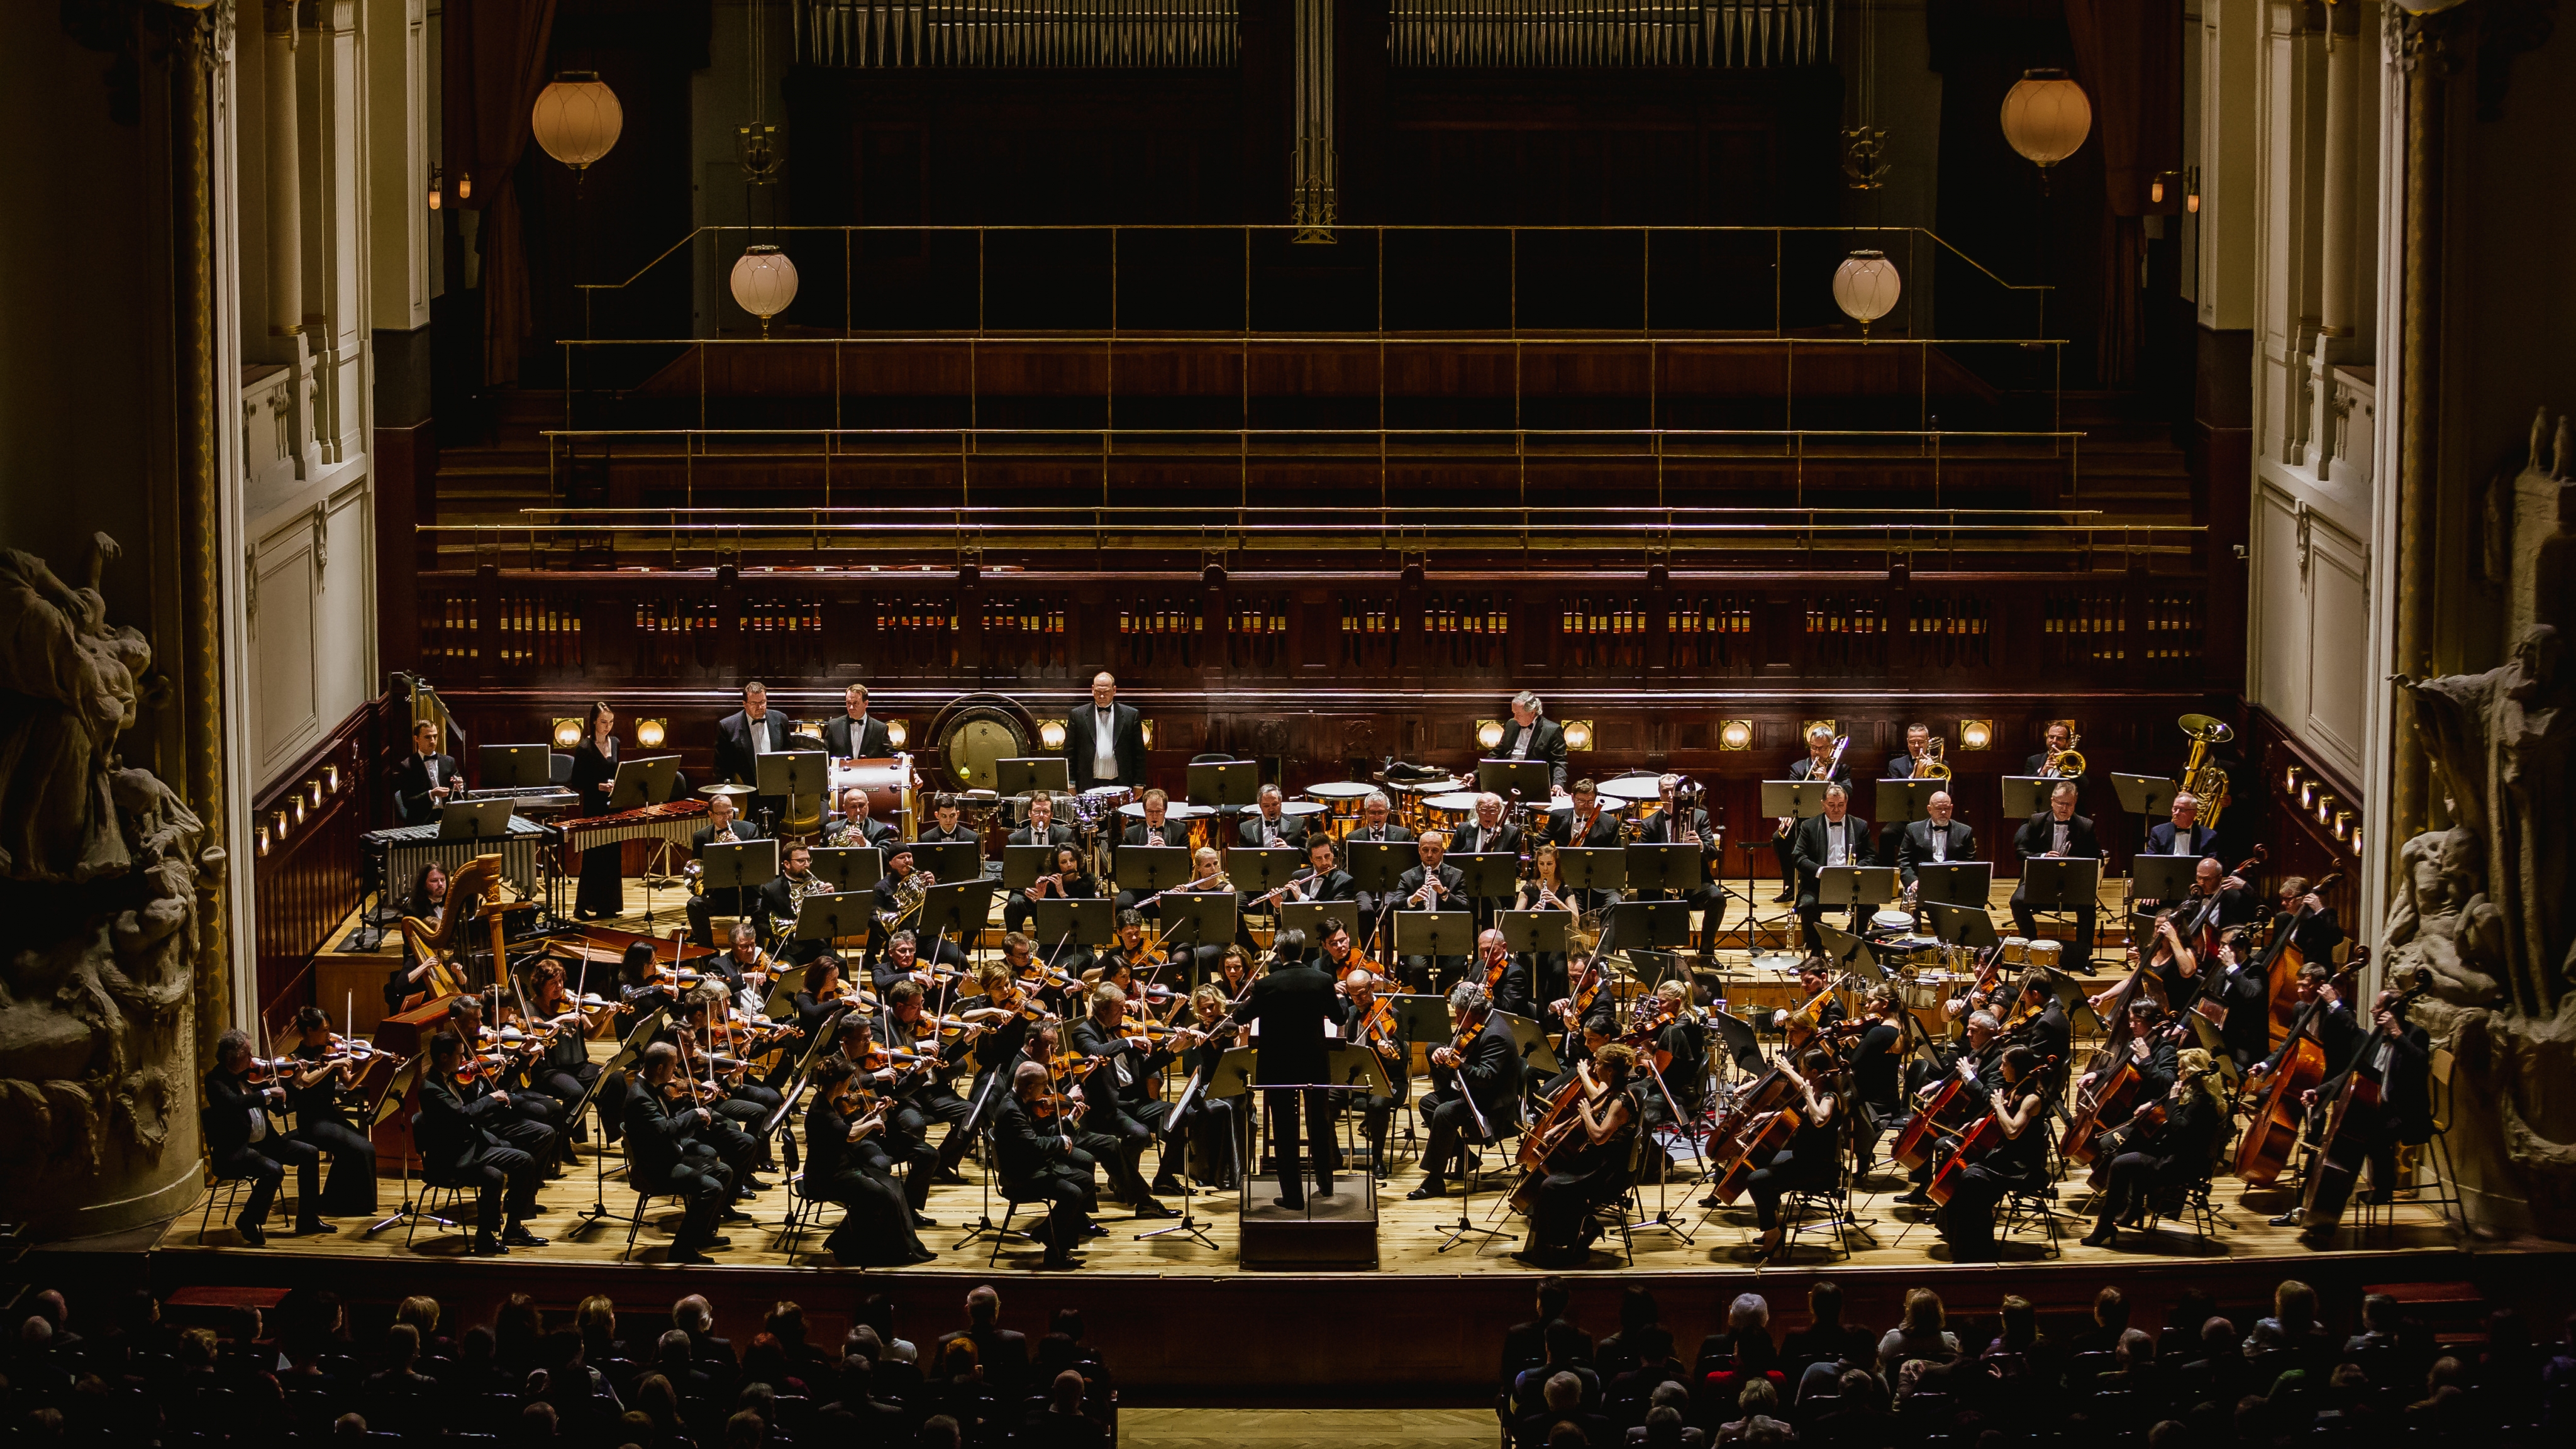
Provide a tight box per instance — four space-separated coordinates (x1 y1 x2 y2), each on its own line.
808 846 884 894
1162 892 1238 957
994 757 1072 797
1185 760 1261 809
1608 900 1692 950
1924 901 2002 948
1623 843 1702 894
1228 846 1302 896
699 841 780 909
909 841 983 886
1913 861 1991 909
608 754 682 810
2019 857 2102 911
437 797 514 839
915 880 996 961
999 843 1057 891
1818 865 1900 910
1393 909 1477 962
2001 776 2055 819
1033 897 1116 948
1446 852 1519 902
2112 772 2181 836
1476 758 1555 806
1497 909 1573 955
755 750 831 834
1277 901 1357 945
1557 847 1626 893
1117 846 1196 896
2130 853 2201 904
1762 779 1836 823
792 894 870 944
1707 1008 1765 1076
1341 840 1418 896
479 743 552 789
1874 779 1945 828
1815 923 1884 980
1495 1011 1562 1079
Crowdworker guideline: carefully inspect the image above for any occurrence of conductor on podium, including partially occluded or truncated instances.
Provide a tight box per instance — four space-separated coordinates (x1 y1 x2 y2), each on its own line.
1231 929 1340 1210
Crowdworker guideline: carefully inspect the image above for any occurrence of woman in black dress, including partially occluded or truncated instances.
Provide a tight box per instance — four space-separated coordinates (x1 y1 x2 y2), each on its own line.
567 701 623 919
1520 1041 1643 1265
1743 1036 1843 1261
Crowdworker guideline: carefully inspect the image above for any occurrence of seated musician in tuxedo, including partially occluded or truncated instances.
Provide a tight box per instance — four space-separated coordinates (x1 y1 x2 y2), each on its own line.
869 848 968 977
686 794 765 948
2074 997 2185 1129
1634 774 1724 955
2290 985 2431 1244
1336 962 1409 1182
1236 784 1307 850
828 786 899 850
623 1041 752 1265
1065 985 1182 1214
1065 671 1146 793
994 1060 1102 1269
1790 782 1874 955
758 843 835 967
1478 927 1536 1019
1003 791 1080 938
1340 791 1416 945
1113 789 1192 914
1546 780 1624 919
1897 790 1978 901
1450 792 1521 861
1772 724 1853 902
2267 875 2346 963
2009 780 2101 968
1393 831 1471 992
915 792 979 847
204 1029 323 1244
870 917 970 995
1409 980 1523 1200
1878 722 1940 863
442 994 570 1157
2024 720 2083 779
2144 791 2218 860
714 681 795 821
2202 928 2273 1070
1492 690 1570 791
418 1031 550 1255
391 718 461 826
1890 1009 2006 1206
1280 836 1356 917
823 682 894 759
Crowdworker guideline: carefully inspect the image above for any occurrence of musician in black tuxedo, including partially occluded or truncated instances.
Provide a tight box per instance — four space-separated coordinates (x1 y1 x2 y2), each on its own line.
993 1062 1099 1269
1277 836 1357 916
1896 791 1979 892
1789 783 1874 955
2294 985 2431 1241
686 795 766 948
1064 671 1146 792
2143 792 2219 860
204 1030 323 1244
2009 780 2102 966
1492 691 1569 790
757 843 836 966
2204 930 2274 1071
1878 723 1941 865
1449 792 1523 862
418 1032 548 1255
1113 790 1193 914
1392 831 1472 992
1635 774 1724 952
2266 877 2346 963
826 786 899 850
914 792 979 847
1063 985 1180 1213
1546 780 1624 919
1235 785 1309 850
1772 724 1854 902
1340 792 1416 947
1409 980 1523 1199
391 718 462 825
821 682 895 758
714 681 795 821
1002 792 1080 937
2024 721 2084 780
622 1041 750 1265
1231 928 1343 1210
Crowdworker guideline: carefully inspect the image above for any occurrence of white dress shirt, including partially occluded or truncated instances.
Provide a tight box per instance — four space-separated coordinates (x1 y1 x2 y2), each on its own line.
1092 706 1119 780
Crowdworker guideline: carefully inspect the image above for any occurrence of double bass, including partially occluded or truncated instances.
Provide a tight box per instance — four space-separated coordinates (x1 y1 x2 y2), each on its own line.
2296 975 2431 1228
2257 871 2344 1046
2232 953 2363 1186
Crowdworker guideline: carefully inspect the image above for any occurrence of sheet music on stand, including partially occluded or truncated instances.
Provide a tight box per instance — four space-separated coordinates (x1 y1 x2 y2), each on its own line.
808 846 883 893
1497 909 1574 955
606 755 682 809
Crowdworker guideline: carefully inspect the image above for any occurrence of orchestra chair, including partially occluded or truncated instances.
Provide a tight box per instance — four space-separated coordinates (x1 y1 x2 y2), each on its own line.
2411 1045 2468 1235
980 1124 1046 1267
2141 1174 2224 1250
1585 1133 1647 1266
549 752 573 785
616 1138 697 1263
401 1112 477 1251
1775 1144 1860 1263
1993 1179 2065 1259
192 1108 278 1245
774 1126 821 1257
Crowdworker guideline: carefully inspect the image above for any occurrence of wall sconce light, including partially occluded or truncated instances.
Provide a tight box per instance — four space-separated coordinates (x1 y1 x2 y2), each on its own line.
272 809 291 840
306 779 325 810
636 718 668 750
1140 719 1157 751
255 825 271 857
2284 763 2303 794
1563 721 1596 752
290 795 307 826
2316 794 2336 826
552 718 584 750
1037 719 1069 752
2351 826 2363 857
884 719 909 750
1718 720 1754 752
1957 719 1995 751
2299 780 2318 811
323 764 341 796
2184 163 2201 214
457 172 471 201
1476 719 1506 752
2332 809 2353 842
428 162 443 211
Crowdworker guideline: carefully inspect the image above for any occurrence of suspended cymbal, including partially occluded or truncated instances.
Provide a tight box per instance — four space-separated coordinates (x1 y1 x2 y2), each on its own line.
700 783 757 801
2177 713 2235 743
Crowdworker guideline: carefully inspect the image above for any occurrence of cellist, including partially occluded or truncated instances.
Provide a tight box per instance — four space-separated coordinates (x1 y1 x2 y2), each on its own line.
1892 1009 2004 1208
1514 1043 1643 1267
1937 1045 2050 1263
2082 1047 2228 1250
1742 1033 1843 1262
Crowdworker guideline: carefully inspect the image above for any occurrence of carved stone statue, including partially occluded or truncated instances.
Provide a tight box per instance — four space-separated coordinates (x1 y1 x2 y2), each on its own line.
0 534 212 1236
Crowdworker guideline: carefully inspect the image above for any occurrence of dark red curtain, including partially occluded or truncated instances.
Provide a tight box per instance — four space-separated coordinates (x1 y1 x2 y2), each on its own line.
2065 0 2182 218
444 0 559 386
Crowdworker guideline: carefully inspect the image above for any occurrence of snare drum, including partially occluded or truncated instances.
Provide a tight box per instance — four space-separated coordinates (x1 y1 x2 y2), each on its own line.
1420 791 1482 834
1306 782 1372 840
2000 936 2031 965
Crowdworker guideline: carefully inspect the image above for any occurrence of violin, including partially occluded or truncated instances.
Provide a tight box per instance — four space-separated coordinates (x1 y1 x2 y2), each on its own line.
1350 993 1401 1060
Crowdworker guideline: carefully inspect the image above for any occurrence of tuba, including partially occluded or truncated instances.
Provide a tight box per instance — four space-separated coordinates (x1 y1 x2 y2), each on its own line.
1911 737 1953 783
2047 728 2087 780
2177 714 2234 828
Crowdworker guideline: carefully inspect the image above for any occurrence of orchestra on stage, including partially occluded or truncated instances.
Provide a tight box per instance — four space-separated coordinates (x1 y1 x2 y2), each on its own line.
228 676 2431 1269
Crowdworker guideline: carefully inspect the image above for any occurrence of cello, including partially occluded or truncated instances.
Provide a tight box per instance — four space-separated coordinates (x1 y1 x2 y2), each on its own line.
1703 1045 1830 1206
1926 1055 2056 1206
2296 975 2431 1229
2060 923 2188 1165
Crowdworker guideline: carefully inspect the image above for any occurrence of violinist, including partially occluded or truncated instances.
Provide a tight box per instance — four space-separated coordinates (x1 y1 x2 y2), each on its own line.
1772 958 1848 1031
758 845 835 967
204 1028 325 1243
791 955 863 1051
616 940 679 1016
994 1060 1101 1270
1546 948 1621 1045
1743 1034 1841 1262
283 1006 384 1216
443 996 568 1167
2083 1046 2227 1250
1641 980 1707 1124
1393 831 1470 992
1410 980 1523 1201
522 960 624 1140
419 1031 548 1255
1517 1042 1643 1267
803 1058 937 1267
660 989 779 1163
1892 1009 2002 1208
2001 967 2072 1073
702 921 774 1017
1477 928 1536 1018
1848 987 1907 1175
1938 1044 2049 1263
870 925 958 996
1065 984 1183 1215
1338 967 1408 1182
1003 795 1080 938
2290 985 2431 1245
1169 984 1245 1191
833 1013 942 1216
956 960 1045 1137
622 1041 747 1265
877 980 980 1180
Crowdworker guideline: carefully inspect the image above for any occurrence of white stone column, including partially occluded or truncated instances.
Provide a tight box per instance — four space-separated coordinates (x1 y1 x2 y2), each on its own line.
2309 2 2367 470
260 0 303 341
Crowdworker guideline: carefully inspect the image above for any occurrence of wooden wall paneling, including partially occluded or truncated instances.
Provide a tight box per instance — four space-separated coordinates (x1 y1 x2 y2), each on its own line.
250 699 386 1028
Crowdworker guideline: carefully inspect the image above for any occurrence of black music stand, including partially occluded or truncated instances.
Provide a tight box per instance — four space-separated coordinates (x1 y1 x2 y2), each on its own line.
1707 1008 1765 1077
699 840 780 945
2000 776 2054 820
755 750 831 837
994 757 1073 797
1000 843 1057 890
1117 845 1196 897
1229 847 1302 897
1186 760 1261 810
2019 857 2102 962
1623 843 1702 894
1394 909 1477 969
1033 897 1116 949
916 880 996 964
909 841 983 886
792 894 870 945
1477 758 1555 823
1557 847 1626 894
1762 779 1836 824
436 797 515 839
1161 892 1238 962
1874 779 1944 830
2131 853 2200 906
1277 901 1357 948
1342 840 1419 896
1447 852 1519 911
1924 901 2002 948
1496 1010 1561 1079
480 743 552 789
1819 865 1899 909
1497 909 1573 956
608 757 682 909
1913 861 1991 909
808 846 884 893
1815 923 1885 980
2112 772 2182 851
1608 900 1693 952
